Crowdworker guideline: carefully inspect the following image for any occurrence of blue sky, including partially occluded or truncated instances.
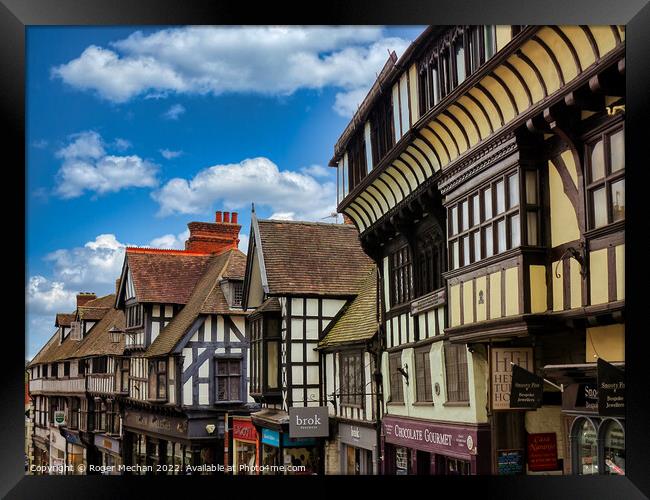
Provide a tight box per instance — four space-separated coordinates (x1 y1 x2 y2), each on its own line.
25 25 426 358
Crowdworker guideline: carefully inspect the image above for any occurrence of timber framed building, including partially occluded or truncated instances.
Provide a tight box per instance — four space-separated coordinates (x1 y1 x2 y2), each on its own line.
331 25 625 476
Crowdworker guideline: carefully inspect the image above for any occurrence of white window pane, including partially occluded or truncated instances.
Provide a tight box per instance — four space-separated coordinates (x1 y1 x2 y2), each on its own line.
592 187 607 228
462 235 470 266
455 42 465 83
343 153 349 197
496 180 505 214
392 84 402 141
508 173 519 209
527 212 538 246
452 241 459 270
364 121 373 172
484 226 493 257
510 214 520 248
484 26 495 59
400 75 410 136
611 179 625 222
610 129 624 173
497 220 506 253
451 206 458 235
484 187 493 220
473 231 481 262
472 195 480 226
461 200 469 231
525 171 537 205
431 67 439 105
590 140 605 182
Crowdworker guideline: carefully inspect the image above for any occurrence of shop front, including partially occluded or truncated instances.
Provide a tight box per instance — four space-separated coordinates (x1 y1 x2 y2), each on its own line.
382 415 490 475
123 408 223 475
94 434 122 474
338 423 378 475
231 417 259 475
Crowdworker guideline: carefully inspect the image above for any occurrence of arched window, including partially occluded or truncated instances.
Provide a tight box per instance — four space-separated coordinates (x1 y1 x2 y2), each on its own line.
601 419 625 475
572 417 598 475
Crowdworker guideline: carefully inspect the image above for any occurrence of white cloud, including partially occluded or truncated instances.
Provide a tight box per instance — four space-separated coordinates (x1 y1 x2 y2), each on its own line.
51 27 412 117
238 233 249 254
163 103 186 120
160 148 183 159
26 276 77 316
54 131 159 199
148 228 190 249
300 164 333 178
113 138 132 151
269 212 295 220
32 139 48 149
152 157 336 221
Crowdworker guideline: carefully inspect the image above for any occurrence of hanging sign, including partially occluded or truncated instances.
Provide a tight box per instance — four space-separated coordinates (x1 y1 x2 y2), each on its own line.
597 359 625 416
490 347 534 410
54 410 66 426
289 407 329 438
509 364 543 409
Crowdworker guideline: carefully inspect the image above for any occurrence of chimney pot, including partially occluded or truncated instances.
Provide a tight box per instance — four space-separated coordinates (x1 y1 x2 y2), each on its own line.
223 211 230 223
215 211 223 223
231 212 238 224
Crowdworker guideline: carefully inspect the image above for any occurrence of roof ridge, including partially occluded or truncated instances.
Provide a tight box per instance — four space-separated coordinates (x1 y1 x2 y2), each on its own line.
126 247 211 256
257 219 356 228
199 251 232 313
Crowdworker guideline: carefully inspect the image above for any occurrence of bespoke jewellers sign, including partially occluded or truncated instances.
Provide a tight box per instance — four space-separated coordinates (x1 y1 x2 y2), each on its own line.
411 289 446 316
491 347 534 410
383 416 479 456
509 364 543 409
597 358 625 417
289 406 329 438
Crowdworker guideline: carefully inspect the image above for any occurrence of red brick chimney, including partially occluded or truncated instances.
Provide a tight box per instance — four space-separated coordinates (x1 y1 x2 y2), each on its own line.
185 211 241 254
77 292 97 308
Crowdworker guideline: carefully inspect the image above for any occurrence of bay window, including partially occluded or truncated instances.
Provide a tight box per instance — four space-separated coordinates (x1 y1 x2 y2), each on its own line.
444 342 469 403
340 351 364 407
249 312 281 398
148 359 167 401
389 245 414 306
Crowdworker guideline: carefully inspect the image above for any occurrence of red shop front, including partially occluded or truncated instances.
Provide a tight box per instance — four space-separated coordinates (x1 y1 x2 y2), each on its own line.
230 417 260 475
381 415 491 475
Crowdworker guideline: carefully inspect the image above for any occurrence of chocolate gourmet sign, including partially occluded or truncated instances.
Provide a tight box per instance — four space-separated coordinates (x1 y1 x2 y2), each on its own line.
383 416 478 455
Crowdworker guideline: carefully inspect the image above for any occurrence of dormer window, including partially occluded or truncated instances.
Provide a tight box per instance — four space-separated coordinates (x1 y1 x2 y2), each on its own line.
232 282 243 308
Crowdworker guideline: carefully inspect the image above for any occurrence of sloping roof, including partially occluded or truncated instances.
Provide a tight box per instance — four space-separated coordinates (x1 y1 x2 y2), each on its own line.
256 219 374 296
223 249 246 279
28 294 116 366
145 250 242 357
55 313 75 327
71 307 125 359
255 297 281 314
318 268 379 348
126 248 213 304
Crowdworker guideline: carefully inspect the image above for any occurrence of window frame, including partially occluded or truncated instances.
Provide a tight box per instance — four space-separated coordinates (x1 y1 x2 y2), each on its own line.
147 358 168 402
389 244 414 307
339 350 365 408
414 346 433 402
388 351 405 404
125 303 144 330
585 124 625 230
443 342 469 403
215 356 243 403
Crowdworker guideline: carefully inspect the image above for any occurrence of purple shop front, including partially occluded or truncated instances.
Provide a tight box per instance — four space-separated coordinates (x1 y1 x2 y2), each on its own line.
381 415 491 475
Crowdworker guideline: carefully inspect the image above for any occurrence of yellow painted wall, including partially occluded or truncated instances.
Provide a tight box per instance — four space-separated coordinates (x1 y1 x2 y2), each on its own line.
505 267 519 316
586 324 625 362
589 249 609 305
549 161 580 247
529 265 547 313
475 276 487 321
615 244 625 300
489 271 501 319
570 258 582 308
496 25 512 52
450 284 461 327
560 150 578 188
552 260 563 311
463 280 474 324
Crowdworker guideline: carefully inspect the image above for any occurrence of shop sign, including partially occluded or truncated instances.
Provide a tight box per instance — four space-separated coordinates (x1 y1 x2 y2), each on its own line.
575 384 599 411
289 406 329 438
410 289 446 315
383 416 479 455
527 433 558 471
59 428 82 445
232 418 257 442
94 434 120 454
54 410 66 426
597 359 625 417
509 364 543 409
339 423 376 449
261 428 280 447
123 409 188 439
491 347 534 410
496 449 524 475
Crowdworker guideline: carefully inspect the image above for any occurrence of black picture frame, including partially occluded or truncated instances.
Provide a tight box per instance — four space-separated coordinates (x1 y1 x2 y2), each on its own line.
5 1 649 497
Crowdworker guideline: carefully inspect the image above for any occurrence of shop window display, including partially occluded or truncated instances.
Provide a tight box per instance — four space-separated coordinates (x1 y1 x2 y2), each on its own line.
602 420 625 475
575 418 598 475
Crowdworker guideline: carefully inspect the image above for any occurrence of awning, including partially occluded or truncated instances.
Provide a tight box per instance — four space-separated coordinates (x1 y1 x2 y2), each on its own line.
250 408 289 431
543 362 625 385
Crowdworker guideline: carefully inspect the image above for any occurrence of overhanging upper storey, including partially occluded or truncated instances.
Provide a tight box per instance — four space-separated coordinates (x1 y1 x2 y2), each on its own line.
331 25 625 236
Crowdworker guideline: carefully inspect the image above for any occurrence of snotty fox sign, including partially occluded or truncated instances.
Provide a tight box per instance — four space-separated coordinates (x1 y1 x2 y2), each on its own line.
289 407 329 438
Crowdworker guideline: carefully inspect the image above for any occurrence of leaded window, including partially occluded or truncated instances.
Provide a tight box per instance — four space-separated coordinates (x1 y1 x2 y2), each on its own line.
340 351 364 407
389 245 414 306
215 358 242 402
415 347 433 402
389 351 404 403
444 343 469 402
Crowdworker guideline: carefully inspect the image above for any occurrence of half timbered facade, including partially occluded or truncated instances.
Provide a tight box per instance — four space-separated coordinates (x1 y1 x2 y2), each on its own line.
331 25 625 475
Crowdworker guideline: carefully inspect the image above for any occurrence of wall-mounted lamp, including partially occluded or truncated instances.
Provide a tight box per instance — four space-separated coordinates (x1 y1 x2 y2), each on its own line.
397 363 409 386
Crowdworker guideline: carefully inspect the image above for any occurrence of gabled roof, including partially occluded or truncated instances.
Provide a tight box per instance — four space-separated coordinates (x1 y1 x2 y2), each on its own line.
318 268 379 349
249 217 374 297
122 248 214 305
71 307 125 359
145 249 247 358
28 294 117 366
55 313 75 327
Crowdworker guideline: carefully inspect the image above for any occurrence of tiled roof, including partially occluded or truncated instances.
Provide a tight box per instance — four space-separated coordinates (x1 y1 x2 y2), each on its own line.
223 249 246 279
55 313 75 327
145 249 244 357
71 307 125 359
126 248 213 304
28 294 116 366
255 297 281 314
318 268 379 348
256 220 374 296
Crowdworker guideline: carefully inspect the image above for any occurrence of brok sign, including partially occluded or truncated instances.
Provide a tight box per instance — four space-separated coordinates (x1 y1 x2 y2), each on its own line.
289 406 329 438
